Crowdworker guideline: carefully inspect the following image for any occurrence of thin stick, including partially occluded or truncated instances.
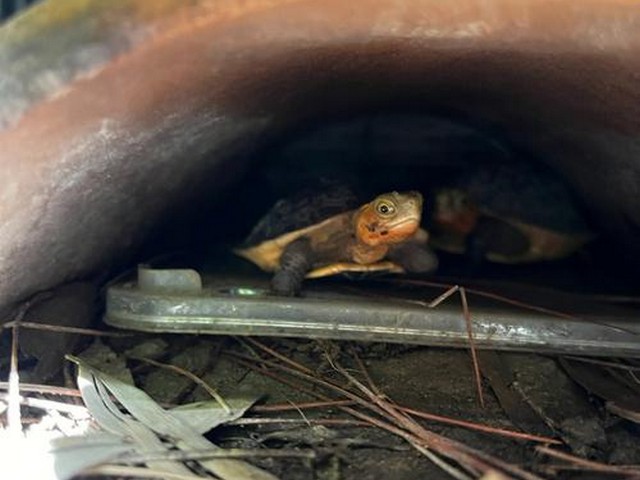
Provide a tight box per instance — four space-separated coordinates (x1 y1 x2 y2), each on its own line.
231 348 541 480
350 348 384 397
0 381 82 397
3 320 132 337
412 443 474 480
420 285 485 409
459 287 485 409
386 278 640 336
8 322 21 435
536 446 640 475
562 356 640 372
399 406 560 445
231 353 491 476
385 278 578 320
249 380 557 444
120 447 316 463
5 296 42 436
229 417 369 427
331 359 541 480
8 395 90 416
428 285 460 308
253 399 355 412
129 355 231 413
242 337 314 375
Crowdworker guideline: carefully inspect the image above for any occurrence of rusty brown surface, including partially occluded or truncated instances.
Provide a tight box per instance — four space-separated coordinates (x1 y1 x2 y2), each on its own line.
0 0 639 314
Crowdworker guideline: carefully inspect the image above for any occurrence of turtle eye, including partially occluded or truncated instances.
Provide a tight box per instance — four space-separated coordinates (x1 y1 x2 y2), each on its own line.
376 201 396 216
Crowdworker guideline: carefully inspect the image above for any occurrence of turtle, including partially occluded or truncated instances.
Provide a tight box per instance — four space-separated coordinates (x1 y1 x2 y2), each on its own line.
234 185 438 295
428 161 594 264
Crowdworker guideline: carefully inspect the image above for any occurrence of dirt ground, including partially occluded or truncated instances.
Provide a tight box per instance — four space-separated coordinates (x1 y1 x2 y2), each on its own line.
100 333 640 479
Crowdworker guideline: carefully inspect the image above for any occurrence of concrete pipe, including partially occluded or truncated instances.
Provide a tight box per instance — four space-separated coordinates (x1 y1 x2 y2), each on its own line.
1 0 639 316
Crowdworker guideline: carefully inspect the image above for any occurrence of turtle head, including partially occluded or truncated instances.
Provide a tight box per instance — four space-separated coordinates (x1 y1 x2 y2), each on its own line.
355 191 423 246
432 188 479 235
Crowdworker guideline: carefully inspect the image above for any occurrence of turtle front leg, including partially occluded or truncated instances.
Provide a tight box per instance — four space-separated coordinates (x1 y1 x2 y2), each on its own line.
271 237 314 296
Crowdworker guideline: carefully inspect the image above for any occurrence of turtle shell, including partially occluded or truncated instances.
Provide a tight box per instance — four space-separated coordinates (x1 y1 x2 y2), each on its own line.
240 183 360 247
458 161 591 235
235 184 363 272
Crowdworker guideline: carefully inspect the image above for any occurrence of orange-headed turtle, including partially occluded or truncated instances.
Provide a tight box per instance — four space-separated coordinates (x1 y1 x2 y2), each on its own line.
429 161 594 264
235 186 438 295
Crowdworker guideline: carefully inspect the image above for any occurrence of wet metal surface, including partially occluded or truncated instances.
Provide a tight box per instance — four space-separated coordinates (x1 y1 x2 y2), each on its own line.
105 268 640 357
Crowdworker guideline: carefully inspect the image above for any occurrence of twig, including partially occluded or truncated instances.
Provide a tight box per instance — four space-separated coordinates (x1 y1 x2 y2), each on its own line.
0 381 82 397
128 355 231 413
428 285 460 308
421 285 485 409
399 406 560 445
229 417 369 427
386 278 579 320
242 337 314 375
3 320 132 337
412 443 474 480
459 287 485 409
6 297 43 436
8 321 21 435
4 395 90 416
350 347 384 397
120 447 316 463
328 357 509 478
562 356 640 372
229 346 542 480
536 446 640 475
253 399 355 412
230 352 490 476
251 389 558 444
384 278 640 337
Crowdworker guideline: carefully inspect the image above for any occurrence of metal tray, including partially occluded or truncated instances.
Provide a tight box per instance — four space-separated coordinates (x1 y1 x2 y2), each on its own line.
103 267 640 357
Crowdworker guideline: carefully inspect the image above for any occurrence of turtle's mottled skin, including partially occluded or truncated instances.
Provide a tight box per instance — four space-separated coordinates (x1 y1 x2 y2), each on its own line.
429 162 594 264
235 188 438 295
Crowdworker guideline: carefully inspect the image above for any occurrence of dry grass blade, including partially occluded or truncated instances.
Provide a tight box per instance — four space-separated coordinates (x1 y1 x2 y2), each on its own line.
70 354 279 480
82 464 210 480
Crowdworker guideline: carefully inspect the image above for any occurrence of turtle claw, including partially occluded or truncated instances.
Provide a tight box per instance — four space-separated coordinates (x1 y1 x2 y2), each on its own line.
270 271 303 297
